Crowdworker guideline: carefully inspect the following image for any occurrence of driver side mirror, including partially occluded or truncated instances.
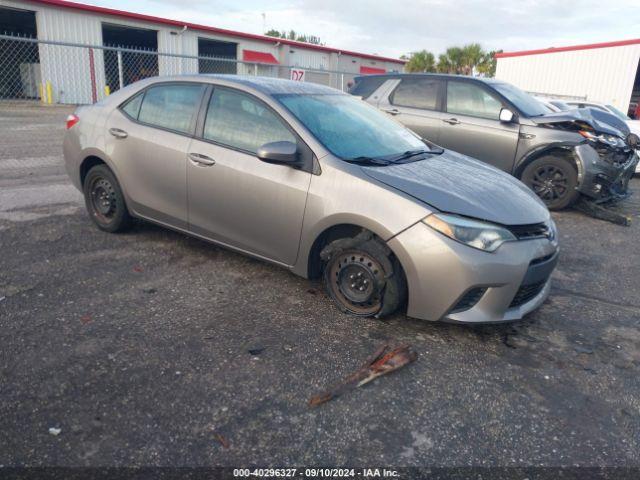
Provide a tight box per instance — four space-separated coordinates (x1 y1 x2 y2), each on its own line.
499 108 515 123
257 141 301 167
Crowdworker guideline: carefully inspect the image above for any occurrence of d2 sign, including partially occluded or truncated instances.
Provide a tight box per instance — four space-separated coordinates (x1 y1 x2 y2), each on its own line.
290 69 306 81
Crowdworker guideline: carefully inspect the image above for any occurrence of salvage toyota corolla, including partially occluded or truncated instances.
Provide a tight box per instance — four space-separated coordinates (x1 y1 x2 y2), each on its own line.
63 75 559 323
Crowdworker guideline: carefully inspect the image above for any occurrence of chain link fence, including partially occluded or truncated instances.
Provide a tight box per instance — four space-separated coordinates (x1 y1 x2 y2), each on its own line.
0 33 359 105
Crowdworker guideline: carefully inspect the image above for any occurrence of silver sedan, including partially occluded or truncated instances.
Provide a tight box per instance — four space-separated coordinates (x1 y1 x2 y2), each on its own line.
63 75 558 323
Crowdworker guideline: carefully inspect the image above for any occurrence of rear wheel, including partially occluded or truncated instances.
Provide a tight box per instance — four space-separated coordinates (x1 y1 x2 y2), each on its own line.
521 155 579 210
322 234 406 318
83 165 132 232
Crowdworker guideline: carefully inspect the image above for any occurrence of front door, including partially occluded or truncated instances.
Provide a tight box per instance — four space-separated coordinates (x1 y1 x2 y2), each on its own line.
439 80 519 172
186 87 311 266
105 83 205 229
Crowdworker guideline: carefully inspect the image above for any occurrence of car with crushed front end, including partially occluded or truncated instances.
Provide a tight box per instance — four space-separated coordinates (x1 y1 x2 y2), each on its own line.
350 74 639 209
63 75 558 323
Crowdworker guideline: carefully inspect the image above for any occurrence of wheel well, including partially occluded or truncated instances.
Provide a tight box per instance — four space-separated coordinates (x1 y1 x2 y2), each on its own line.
79 156 106 187
306 224 407 289
307 224 362 279
515 147 578 179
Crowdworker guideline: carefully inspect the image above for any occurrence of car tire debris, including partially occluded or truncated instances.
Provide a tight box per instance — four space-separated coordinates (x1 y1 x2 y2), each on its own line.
309 343 417 407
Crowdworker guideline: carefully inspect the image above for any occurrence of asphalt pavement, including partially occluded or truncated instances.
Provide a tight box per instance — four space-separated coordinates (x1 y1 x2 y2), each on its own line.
1 103 639 469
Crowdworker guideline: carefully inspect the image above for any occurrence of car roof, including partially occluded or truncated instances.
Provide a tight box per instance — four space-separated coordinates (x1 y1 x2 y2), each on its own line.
353 73 503 85
566 100 605 106
148 74 343 96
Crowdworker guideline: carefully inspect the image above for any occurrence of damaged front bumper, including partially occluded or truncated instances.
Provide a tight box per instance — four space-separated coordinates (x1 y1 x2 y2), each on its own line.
575 143 639 203
388 221 558 323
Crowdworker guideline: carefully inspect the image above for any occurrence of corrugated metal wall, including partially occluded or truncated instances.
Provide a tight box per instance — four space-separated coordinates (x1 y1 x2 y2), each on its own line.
0 0 404 102
1 0 402 72
495 44 640 110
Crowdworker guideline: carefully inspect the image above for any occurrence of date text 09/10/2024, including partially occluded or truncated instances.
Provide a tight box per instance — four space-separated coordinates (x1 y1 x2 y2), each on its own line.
233 468 400 478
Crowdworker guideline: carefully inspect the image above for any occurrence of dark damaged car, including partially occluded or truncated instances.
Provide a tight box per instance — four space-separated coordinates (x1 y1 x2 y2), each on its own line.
350 73 639 210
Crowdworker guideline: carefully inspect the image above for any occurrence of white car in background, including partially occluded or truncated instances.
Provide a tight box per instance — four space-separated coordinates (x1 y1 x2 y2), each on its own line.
534 97 573 113
565 100 640 137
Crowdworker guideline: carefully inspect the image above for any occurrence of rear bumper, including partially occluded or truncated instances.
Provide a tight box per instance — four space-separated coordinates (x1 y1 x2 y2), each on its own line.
388 221 558 323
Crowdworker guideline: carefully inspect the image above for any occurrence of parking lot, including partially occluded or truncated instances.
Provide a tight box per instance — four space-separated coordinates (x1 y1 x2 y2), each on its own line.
1 104 639 468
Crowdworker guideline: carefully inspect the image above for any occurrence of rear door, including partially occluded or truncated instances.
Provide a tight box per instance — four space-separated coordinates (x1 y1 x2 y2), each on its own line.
439 80 519 172
186 86 311 266
378 77 445 143
105 83 205 229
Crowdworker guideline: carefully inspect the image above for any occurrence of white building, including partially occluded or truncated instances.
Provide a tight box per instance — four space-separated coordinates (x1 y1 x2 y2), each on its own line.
0 0 405 103
495 39 640 115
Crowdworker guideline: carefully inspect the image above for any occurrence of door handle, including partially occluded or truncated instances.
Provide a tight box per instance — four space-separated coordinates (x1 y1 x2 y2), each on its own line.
188 152 216 166
383 108 400 116
109 128 128 139
443 118 460 125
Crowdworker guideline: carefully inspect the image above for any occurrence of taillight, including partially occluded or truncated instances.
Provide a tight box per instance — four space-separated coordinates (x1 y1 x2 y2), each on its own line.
66 114 79 129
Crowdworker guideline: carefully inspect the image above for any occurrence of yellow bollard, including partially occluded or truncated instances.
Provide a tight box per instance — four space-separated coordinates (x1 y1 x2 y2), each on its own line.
39 83 45 103
104 85 111 97
46 81 53 105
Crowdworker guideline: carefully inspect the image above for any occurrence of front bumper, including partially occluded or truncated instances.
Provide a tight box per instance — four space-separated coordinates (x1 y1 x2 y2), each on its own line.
388 221 558 323
575 144 639 201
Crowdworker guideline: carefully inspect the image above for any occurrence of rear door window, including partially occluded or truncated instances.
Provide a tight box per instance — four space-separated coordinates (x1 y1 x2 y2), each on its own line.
446 81 502 120
391 78 441 110
349 77 388 99
203 88 296 154
137 84 204 134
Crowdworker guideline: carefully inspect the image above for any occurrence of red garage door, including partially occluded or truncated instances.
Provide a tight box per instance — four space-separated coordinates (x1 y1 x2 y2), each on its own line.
360 66 386 75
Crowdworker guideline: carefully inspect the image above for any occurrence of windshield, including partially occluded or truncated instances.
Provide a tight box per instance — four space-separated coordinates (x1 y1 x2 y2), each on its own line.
492 83 549 117
276 94 427 161
606 104 631 121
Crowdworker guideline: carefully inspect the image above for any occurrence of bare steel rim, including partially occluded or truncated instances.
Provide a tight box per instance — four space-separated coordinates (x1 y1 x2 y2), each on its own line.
89 176 117 224
327 250 386 315
530 164 569 201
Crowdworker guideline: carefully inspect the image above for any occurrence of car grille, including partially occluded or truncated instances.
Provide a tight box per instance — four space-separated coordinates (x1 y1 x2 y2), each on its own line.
509 280 547 308
507 223 549 240
449 287 487 314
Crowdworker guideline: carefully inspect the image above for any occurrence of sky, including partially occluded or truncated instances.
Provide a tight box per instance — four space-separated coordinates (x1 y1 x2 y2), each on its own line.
81 0 640 59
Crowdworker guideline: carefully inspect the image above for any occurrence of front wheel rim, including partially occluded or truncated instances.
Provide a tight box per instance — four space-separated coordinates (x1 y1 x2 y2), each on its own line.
327 251 386 316
530 165 569 201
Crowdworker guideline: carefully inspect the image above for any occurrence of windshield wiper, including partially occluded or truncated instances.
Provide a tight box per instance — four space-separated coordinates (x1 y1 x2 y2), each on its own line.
385 148 444 163
343 156 394 166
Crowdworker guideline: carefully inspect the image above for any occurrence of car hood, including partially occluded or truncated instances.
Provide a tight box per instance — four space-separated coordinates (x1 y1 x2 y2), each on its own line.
361 151 550 226
531 108 627 137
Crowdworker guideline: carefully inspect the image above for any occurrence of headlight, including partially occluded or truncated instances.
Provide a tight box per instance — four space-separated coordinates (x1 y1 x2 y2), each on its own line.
547 217 557 242
423 213 516 252
579 130 624 148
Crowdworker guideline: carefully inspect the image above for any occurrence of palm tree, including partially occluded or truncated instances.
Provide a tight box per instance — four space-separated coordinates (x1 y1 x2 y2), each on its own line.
405 50 436 73
476 49 501 77
441 47 464 74
436 53 451 73
461 43 483 75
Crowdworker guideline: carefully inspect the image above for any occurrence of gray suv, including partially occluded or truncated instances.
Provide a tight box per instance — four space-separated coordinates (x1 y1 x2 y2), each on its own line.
350 74 639 210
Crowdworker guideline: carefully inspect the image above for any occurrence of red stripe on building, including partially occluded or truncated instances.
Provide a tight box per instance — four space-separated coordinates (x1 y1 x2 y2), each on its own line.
242 50 279 64
26 0 406 65
88 48 97 103
495 38 640 58
359 66 386 75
